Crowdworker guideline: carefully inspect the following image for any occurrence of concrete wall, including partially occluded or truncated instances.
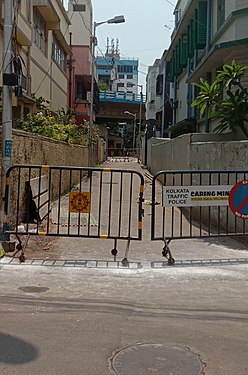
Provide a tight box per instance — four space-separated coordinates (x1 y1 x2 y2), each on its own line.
145 133 248 235
147 133 248 174
0 129 106 223
11 129 88 167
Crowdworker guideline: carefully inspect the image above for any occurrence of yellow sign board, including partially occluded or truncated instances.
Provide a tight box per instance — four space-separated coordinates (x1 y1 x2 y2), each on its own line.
69 192 91 213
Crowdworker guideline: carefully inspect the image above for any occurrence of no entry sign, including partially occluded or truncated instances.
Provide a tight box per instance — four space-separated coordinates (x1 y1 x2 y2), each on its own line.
229 180 248 219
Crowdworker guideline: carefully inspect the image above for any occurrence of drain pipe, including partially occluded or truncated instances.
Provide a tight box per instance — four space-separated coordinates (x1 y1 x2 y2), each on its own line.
204 0 212 133
206 0 212 54
173 76 177 126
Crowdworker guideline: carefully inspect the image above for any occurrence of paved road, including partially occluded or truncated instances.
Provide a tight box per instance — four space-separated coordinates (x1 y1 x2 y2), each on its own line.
1 159 248 374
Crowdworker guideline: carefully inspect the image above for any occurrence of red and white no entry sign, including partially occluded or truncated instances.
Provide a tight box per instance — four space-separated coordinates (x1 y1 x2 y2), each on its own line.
229 180 248 219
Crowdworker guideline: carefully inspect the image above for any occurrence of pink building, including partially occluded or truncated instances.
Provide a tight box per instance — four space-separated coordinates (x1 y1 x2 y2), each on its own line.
67 0 98 124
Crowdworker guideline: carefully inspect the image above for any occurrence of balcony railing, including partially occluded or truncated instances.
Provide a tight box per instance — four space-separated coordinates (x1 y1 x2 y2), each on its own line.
99 90 146 104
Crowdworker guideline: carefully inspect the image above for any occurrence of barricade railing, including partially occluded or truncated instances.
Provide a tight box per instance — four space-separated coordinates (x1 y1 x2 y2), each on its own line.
3 165 144 263
107 148 139 158
152 169 248 264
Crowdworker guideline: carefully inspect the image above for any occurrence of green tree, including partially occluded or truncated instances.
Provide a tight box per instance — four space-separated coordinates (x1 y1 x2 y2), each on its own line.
192 60 248 137
98 80 109 91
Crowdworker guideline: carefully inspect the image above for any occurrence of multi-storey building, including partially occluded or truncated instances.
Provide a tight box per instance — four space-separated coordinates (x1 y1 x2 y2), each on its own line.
146 59 161 137
96 39 139 97
0 0 71 120
154 50 173 137
166 0 248 137
67 0 95 124
67 0 101 125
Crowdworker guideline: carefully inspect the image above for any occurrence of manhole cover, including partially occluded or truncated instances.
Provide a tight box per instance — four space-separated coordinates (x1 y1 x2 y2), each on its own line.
18 286 49 293
111 343 204 374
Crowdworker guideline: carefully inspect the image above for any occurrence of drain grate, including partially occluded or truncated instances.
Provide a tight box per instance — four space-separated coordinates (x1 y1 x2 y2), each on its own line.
1 257 248 269
151 258 248 268
110 343 204 375
1 257 142 269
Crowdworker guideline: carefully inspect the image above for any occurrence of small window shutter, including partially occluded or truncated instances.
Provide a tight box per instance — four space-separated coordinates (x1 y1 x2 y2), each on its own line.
188 24 193 58
217 0 225 29
181 34 188 67
176 44 180 77
197 1 207 48
190 20 195 55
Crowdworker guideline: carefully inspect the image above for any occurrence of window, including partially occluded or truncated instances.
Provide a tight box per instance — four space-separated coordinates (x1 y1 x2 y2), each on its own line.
33 9 46 53
73 4 86 11
76 81 86 100
119 74 125 79
117 83 125 88
26 0 31 20
156 74 163 95
52 35 67 71
97 64 111 70
127 75 133 79
117 65 133 73
217 0 225 29
127 82 134 88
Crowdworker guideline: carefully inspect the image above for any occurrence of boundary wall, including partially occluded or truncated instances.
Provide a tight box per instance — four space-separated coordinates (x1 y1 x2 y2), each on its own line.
146 133 248 174
0 129 106 212
144 133 248 236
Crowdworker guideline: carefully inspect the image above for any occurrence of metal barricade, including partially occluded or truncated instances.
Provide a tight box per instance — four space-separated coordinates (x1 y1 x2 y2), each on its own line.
3 165 144 262
152 170 248 264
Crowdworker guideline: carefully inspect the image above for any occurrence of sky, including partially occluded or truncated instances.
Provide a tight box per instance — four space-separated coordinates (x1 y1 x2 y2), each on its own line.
65 0 176 86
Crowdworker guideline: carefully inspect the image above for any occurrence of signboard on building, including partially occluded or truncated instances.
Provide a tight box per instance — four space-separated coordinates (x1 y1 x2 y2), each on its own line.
163 185 232 207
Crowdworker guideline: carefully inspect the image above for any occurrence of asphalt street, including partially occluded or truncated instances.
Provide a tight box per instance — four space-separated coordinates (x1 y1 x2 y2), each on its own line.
0 159 248 374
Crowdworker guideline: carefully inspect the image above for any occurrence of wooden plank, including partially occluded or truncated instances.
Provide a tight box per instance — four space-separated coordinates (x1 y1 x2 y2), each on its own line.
30 176 49 221
30 175 48 198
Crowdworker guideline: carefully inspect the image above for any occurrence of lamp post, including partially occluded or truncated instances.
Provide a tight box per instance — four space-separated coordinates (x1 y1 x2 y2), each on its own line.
137 84 143 147
1 0 13 254
89 15 125 170
124 111 137 151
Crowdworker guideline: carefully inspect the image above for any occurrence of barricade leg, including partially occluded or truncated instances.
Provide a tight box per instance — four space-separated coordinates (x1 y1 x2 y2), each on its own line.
162 238 175 265
111 239 118 258
122 238 131 266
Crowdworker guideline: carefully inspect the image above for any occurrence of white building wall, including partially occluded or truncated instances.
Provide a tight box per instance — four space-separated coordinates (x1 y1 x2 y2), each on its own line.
112 74 138 95
212 0 242 36
68 0 92 46
176 72 188 123
225 0 236 16
146 65 159 120
213 15 248 44
176 0 190 18
236 0 248 10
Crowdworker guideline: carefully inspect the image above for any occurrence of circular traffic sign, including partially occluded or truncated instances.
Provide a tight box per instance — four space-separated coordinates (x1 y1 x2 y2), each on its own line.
229 180 248 219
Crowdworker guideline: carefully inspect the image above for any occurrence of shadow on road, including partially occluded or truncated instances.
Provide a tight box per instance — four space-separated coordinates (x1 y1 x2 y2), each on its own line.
0 332 38 364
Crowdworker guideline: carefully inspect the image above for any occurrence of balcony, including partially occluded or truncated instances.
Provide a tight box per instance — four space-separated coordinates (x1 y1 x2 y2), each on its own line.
16 12 32 46
99 90 146 104
33 0 60 23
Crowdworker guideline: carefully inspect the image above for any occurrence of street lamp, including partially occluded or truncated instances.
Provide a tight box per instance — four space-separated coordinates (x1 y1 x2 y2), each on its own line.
89 15 125 169
124 111 137 150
